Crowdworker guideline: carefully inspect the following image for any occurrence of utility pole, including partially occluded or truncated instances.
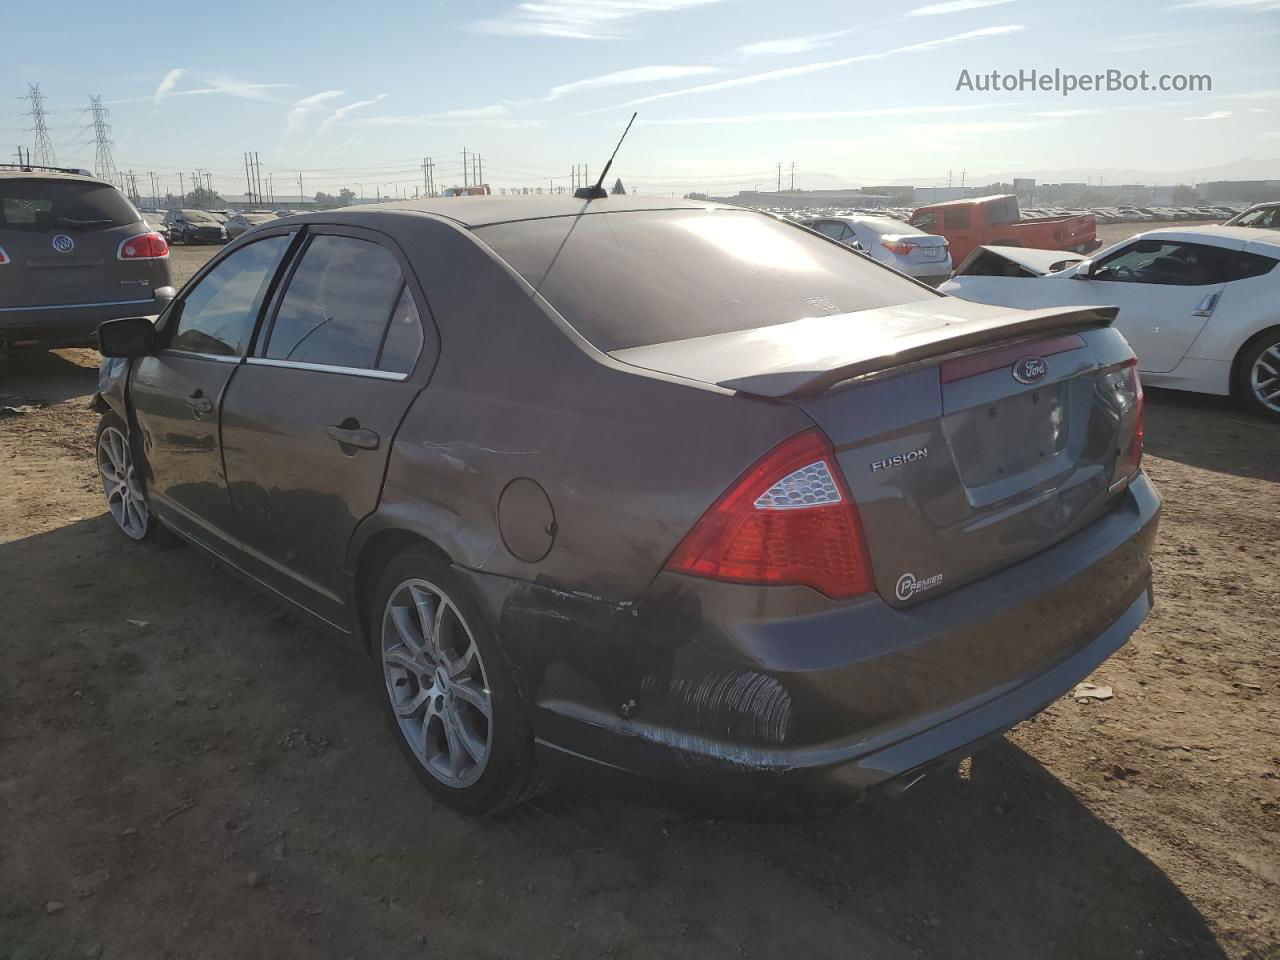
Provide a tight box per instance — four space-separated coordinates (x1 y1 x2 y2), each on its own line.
462 148 469 188
178 171 185 201
422 157 430 199
297 171 304 208
244 153 254 204
88 95 119 186
790 162 796 192
24 83 57 167
777 162 782 192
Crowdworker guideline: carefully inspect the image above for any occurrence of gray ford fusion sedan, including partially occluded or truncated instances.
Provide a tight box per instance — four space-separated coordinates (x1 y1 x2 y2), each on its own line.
92 195 1158 814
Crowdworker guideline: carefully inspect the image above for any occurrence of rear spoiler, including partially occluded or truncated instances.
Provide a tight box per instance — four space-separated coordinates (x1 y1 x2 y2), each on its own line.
611 301 1118 401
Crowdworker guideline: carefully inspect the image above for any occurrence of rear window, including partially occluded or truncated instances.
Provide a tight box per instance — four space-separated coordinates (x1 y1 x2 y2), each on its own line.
0 178 138 232
476 210 932 352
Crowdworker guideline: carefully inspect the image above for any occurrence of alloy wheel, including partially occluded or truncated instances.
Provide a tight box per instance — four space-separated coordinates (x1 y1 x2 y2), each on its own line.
381 579 493 788
1249 341 1280 414
97 425 149 540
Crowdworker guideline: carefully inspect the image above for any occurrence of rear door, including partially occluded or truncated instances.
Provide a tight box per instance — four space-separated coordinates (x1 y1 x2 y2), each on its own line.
129 232 293 546
219 226 432 626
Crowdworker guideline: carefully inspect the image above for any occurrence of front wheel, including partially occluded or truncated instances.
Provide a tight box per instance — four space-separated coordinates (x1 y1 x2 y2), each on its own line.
96 412 156 540
1236 329 1280 421
371 547 537 814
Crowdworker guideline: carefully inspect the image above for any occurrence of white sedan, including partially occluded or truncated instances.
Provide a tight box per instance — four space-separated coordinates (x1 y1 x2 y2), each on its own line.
939 226 1280 420
798 215 953 285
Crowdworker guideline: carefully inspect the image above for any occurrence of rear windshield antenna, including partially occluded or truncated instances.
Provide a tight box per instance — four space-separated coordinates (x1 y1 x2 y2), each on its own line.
575 112 637 200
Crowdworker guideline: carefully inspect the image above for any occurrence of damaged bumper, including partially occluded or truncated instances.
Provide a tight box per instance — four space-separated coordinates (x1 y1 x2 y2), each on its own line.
466 473 1160 808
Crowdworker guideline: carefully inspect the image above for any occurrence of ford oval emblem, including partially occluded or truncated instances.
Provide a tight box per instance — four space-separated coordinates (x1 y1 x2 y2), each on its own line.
51 234 75 253
1013 356 1048 384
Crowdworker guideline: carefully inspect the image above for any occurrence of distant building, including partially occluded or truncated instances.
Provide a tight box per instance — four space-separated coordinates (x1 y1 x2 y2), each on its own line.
1200 180 1280 203
720 189 894 209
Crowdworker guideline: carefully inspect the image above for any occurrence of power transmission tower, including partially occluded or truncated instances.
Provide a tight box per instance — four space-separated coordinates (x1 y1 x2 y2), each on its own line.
88 96 118 185
24 83 57 167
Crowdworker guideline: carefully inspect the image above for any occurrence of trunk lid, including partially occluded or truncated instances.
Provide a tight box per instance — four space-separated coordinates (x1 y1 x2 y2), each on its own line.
884 232 950 268
613 298 1141 607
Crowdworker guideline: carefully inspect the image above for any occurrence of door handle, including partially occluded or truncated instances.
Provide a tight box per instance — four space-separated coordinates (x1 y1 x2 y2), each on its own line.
327 423 380 450
1192 291 1220 318
184 391 213 415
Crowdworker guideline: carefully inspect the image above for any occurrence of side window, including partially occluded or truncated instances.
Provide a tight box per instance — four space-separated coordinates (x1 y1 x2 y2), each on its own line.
379 286 426 374
943 208 971 229
169 235 288 356
1217 249 1277 282
264 235 409 371
911 211 938 230
814 221 846 240
1094 240 1233 286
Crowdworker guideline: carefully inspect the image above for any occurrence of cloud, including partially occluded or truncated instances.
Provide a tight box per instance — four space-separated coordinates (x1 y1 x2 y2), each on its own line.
647 103 1000 124
152 68 186 107
735 29 854 56
354 104 535 127
317 94 388 135
285 90 346 137
1029 109 1104 117
1175 0 1280 10
106 77 290 106
1184 110 1233 120
908 0 1016 15
585 24 1024 111
467 0 723 39
546 64 719 100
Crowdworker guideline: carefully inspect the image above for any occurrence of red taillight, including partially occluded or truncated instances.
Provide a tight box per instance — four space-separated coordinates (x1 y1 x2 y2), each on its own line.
1127 359 1144 471
0 245 9 265
880 240 915 256
664 428 874 599
117 232 169 260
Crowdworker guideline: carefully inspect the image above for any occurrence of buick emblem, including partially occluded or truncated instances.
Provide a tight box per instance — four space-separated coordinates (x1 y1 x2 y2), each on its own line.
51 234 75 253
1012 356 1047 384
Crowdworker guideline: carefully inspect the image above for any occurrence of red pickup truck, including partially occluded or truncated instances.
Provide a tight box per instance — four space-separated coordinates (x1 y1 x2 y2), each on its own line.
909 195 1099 264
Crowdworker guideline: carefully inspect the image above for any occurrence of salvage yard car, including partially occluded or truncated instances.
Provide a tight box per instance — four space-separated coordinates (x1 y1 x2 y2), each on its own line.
940 226 1280 419
92 196 1158 814
0 164 174 353
163 208 227 244
797 214 953 285
909 194 1099 263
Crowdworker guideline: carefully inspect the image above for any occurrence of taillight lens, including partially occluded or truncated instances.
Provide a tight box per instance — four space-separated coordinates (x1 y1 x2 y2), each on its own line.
881 240 915 256
0 245 9 265
664 428 874 599
117 232 170 260
1127 359 1144 471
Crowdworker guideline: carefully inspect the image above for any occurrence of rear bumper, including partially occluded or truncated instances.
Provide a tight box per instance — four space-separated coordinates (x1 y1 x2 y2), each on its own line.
476 473 1160 808
0 291 173 349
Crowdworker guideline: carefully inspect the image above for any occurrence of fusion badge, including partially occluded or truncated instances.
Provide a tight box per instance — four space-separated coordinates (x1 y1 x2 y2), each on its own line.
870 446 929 473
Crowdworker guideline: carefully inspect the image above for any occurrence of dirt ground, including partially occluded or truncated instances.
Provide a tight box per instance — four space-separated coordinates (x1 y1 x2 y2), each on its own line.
1 239 1278 960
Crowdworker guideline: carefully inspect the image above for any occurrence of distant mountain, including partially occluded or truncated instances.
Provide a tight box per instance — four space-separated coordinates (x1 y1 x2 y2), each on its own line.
968 157 1280 186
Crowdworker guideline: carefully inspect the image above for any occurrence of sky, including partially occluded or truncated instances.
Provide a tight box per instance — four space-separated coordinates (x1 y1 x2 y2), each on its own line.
3 0 1278 199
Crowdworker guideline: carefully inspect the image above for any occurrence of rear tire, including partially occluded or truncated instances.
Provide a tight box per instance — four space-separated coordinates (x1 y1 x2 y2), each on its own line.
370 546 537 814
1235 327 1280 422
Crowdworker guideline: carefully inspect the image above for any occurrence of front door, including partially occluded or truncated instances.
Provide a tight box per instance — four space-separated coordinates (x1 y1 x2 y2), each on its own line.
219 228 431 627
129 233 292 543
1078 238 1228 373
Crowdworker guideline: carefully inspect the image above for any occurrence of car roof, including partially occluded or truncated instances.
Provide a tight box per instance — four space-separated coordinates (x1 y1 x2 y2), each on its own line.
321 194 742 229
0 169 115 187
1140 224 1280 255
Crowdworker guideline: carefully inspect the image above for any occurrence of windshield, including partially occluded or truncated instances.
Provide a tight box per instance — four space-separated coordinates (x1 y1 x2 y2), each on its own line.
477 210 933 352
0 178 139 232
181 209 219 223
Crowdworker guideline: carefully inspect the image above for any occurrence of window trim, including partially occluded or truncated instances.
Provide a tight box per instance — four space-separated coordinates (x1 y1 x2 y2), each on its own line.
1091 237 1228 287
253 224 427 377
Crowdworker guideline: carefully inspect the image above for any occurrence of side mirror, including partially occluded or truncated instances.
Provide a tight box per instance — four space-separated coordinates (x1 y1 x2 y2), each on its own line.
98 316 156 357
1073 259 1094 279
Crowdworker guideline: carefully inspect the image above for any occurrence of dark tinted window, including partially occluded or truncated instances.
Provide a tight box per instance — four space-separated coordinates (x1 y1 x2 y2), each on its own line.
910 211 938 230
943 207 971 229
379 286 425 374
477 210 932 352
1094 239 1275 286
0 178 139 232
265 235 404 369
171 235 288 356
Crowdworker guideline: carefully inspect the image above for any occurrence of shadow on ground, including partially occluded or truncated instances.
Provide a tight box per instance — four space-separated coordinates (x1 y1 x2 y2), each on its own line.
1143 388 1278 483
0 348 99 407
0 516 1227 960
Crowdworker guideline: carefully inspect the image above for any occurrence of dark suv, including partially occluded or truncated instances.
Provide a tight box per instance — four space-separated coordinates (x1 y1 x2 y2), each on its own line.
0 166 174 352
